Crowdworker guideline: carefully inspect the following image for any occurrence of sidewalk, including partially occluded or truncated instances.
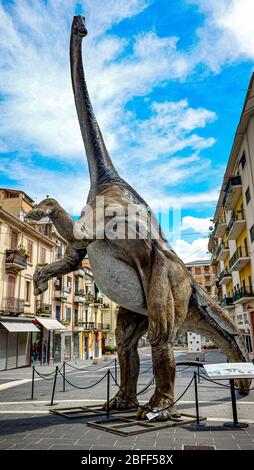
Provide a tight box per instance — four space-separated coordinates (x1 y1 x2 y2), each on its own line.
0 412 254 450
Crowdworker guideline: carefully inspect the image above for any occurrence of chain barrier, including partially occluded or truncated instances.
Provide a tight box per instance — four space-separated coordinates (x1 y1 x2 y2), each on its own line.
64 357 118 372
139 365 153 375
137 376 155 396
58 368 108 390
34 369 56 381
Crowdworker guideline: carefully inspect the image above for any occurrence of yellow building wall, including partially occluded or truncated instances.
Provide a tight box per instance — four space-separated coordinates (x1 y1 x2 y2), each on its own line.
236 227 248 250
235 194 243 213
240 263 252 285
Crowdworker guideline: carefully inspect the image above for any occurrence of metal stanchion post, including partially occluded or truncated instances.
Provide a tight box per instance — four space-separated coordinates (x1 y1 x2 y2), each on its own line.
50 366 59 407
107 369 110 420
197 365 200 384
31 365 35 400
63 362 66 392
224 379 248 429
194 371 200 425
114 358 117 383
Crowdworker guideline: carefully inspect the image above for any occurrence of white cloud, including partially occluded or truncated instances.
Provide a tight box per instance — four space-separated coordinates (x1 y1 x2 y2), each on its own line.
173 237 210 262
188 0 254 71
0 0 219 217
182 215 213 233
0 158 90 215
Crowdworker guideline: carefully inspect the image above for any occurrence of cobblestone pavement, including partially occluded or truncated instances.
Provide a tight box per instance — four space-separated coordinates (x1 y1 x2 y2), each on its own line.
0 348 254 450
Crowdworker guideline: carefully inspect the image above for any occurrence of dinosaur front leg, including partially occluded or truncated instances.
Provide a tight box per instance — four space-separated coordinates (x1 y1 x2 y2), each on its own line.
34 246 86 295
103 307 148 410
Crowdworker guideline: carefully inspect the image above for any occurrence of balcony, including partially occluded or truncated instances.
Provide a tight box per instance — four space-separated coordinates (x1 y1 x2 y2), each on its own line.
233 286 254 304
0 297 24 315
220 297 234 309
5 249 27 271
54 289 68 301
214 217 227 238
229 246 250 271
85 294 95 304
218 269 232 286
36 301 52 316
223 175 242 210
94 297 103 306
74 289 85 304
74 269 84 277
226 210 246 240
82 322 95 330
216 242 229 261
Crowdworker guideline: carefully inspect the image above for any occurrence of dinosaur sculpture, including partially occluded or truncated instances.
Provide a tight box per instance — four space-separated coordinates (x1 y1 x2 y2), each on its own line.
26 16 251 421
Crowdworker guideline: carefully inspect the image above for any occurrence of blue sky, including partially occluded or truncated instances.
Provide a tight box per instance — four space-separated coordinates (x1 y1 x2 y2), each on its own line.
0 0 254 261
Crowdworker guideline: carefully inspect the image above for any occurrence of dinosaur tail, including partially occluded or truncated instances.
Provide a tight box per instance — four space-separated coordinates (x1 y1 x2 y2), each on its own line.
188 283 251 395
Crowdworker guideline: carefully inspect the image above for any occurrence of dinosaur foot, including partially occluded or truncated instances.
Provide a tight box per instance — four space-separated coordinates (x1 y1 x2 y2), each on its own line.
137 402 181 422
33 268 49 296
102 393 138 411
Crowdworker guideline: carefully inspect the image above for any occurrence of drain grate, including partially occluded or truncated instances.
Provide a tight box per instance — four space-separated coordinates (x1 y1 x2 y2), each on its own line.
183 445 216 450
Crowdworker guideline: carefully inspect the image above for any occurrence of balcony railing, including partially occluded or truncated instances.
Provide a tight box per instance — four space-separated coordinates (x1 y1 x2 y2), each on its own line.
218 268 232 285
36 300 52 316
216 242 229 259
5 249 27 271
226 210 246 240
54 289 68 301
82 322 95 330
233 286 254 303
223 175 242 209
1 297 25 315
214 217 226 238
220 297 233 308
229 246 249 271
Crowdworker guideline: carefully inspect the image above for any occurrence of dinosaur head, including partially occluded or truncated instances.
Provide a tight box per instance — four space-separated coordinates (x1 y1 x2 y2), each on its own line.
25 198 58 221
71 15 88 38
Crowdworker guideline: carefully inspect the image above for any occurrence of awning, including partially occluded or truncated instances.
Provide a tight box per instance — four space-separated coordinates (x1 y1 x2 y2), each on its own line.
0 321 39 332
35 318 66 331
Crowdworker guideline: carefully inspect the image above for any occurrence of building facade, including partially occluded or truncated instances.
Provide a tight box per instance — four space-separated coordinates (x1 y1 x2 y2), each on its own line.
208 73 254 359
185 259 216 298
0 188 118 369
185 259 216 355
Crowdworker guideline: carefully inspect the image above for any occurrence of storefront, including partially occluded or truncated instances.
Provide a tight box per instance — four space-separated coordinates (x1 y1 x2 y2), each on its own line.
32 317 66 365
0 317 39 370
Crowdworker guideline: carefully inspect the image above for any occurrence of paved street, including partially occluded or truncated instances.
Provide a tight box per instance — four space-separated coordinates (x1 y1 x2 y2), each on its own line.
0 347 254 450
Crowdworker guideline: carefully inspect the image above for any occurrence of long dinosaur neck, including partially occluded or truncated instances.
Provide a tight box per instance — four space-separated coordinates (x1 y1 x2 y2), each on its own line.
70 34 119 188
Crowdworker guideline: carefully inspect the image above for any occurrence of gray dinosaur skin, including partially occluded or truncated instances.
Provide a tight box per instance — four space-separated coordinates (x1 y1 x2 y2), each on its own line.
26 16 250 421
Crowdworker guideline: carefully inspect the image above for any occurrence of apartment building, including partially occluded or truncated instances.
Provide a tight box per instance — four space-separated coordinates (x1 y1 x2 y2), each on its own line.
208 73 254 358
0 188 118 368
185 259 216 297
0 191 66 370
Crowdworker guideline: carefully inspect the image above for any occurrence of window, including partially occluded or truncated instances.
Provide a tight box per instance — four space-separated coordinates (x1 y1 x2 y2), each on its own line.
25 281 31 303
66 307 71 322
40 247 46 264
250 225 254 243
7 275 16 299
57 241 63 259
245 186 251 205
27 240 33 263
10 230 18 250
195 267 201 275
74 308 78 325
55 305 61 321
67 276 72 292
240 151 246 169
204 266 209 273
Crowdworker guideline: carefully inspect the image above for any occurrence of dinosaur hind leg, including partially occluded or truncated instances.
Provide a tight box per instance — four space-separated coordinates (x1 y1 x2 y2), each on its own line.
138 251 192 421
103 307 148 410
